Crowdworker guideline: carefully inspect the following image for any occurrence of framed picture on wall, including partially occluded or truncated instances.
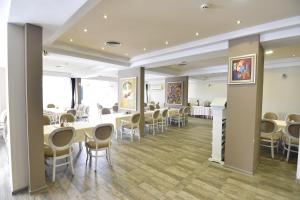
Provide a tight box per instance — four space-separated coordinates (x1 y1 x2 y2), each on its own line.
119 77 137 110
166 81 183 105
228 54 256 84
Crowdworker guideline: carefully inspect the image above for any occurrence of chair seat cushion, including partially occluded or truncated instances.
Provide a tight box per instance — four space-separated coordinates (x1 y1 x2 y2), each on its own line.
122 123 139 129
86 141 109 149
145 118 156 124
283 136 299 145
261 132 281 140
44 146 70 157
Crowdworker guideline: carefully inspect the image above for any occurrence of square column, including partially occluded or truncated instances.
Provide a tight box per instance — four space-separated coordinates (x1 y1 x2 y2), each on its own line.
225 35 264 174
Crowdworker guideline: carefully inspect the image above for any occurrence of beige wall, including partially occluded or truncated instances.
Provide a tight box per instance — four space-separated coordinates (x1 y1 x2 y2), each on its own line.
165 76 189 108
188 80 227 104
147 79 165 105
118 67 145 136
262 67 300 119
25 24 46 193
225 35 263 174
187 67 300 119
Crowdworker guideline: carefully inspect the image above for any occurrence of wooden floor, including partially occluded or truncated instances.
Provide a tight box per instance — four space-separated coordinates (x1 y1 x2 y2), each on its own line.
1 118 299 200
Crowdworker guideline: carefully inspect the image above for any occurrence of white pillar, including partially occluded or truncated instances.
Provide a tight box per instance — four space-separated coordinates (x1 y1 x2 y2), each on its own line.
209 104 226 164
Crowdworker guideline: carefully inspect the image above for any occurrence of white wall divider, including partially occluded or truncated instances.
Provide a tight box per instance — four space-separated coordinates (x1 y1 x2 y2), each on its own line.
209 97 227 165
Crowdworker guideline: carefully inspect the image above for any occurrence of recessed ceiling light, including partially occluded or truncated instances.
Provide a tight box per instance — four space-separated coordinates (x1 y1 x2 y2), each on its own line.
200 3 209 9
101 47 105 50
56 65 65 68
125 53 129 56
265 50 274 55
165 41 169 45
292 54 296 57
70 38 73 42
143 48 147 51
236 20 241 25
195 32 199 36
83 28 88 32
103 15 108 19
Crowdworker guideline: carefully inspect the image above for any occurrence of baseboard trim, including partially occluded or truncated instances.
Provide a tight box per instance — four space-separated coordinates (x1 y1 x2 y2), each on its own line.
223 164 254 176
29 185 48 194
12 186 28 195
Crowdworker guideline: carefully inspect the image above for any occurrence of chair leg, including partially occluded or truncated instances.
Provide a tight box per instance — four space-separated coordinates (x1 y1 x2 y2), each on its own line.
286 141 291 162
70 152 75 175
107 148 112 166
52 157 56 182
271 140 274 159
95 150 98 172
153 124 155 135
79 142 82 151
131 128 134 142
85 147 89 166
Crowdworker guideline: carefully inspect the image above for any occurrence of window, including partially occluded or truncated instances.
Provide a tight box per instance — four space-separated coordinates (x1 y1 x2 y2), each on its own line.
43 76 71 108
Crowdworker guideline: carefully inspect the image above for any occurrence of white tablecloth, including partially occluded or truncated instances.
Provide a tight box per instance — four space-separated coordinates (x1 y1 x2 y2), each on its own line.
191 106 212 118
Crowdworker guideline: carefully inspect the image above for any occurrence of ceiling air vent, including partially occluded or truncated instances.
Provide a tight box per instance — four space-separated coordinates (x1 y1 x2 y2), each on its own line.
105 41 122 48
178 61 187 66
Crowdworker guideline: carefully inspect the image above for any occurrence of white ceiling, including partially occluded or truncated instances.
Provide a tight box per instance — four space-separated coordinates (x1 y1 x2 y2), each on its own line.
56 0 300 57
5 0 300 80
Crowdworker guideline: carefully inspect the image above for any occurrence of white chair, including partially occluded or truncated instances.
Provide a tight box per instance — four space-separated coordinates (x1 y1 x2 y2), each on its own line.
120 113 141 142
158 109 168 132
43 115 51 126
85 123 113 172
282 121 300 161
169 107 184 127
183 106 191 126
286 114 300 122
44 127 75 182
260 119 280 159
263 112 279 120
145 110 160 135
59 113 75 123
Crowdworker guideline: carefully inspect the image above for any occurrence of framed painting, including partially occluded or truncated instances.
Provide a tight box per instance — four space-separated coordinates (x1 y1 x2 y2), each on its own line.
119 77 137 110
166 81 183 105
228 54 256 84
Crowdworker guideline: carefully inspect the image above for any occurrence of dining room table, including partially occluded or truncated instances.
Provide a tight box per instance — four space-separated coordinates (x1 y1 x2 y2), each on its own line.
43 108 182 144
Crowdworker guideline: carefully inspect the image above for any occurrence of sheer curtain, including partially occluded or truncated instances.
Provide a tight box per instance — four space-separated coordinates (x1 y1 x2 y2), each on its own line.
43 75 72 109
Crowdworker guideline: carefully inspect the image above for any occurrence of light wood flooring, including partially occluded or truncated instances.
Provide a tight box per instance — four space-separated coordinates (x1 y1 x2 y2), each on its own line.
1 118 299 200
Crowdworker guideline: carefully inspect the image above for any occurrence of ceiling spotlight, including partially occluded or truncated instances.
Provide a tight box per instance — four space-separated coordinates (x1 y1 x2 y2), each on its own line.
195 32 199 36
101 47 105 50
125 53 129 56
236 20 241 25
143 48 147 51
70 38 73 42
265 50 274 55
103 15 108 19
83 28 88 32
292 54 296 57
165 41 169 45
201 3 209 9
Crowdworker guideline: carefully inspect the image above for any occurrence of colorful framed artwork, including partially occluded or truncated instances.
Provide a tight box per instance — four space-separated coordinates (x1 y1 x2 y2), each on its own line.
166 81 183 105
119 77 137 110
228 54 256 84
